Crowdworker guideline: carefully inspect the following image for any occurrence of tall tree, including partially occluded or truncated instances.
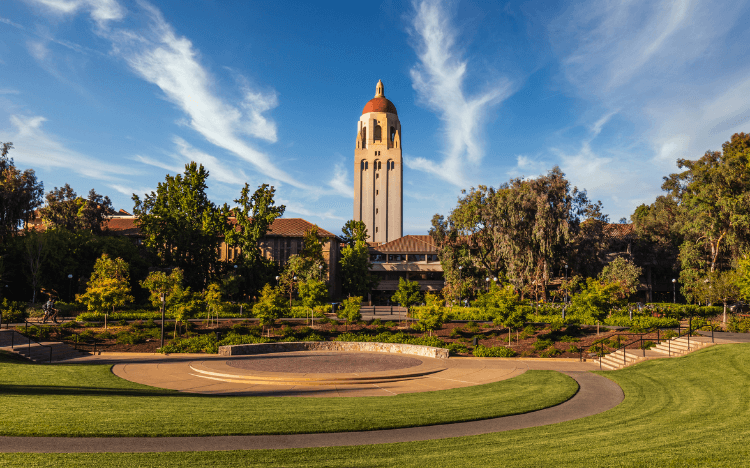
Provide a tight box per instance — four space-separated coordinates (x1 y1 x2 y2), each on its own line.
339 220 377 298
39 184 113 234
132 162 229 289
225 183 285 296
0 142 44 243
431 167 606 301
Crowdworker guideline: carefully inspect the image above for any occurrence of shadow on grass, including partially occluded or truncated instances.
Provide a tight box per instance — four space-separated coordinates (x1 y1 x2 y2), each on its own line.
0 384 181 398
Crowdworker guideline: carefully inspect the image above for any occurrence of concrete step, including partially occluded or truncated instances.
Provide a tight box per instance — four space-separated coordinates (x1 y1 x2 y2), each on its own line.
1 330 88 363
596 349 646 370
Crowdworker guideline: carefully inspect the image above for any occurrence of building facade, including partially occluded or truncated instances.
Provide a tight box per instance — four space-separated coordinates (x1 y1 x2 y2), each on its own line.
353 80 403 244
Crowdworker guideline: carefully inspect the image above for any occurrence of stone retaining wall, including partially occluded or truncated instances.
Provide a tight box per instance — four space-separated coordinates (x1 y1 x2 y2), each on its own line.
218 341 449 359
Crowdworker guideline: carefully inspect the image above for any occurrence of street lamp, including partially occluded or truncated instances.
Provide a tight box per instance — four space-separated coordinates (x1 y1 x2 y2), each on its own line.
564 264 569 303
672 279 676 303
67 274 73 302
290 276 297 308
458 266 463 304
485 277 490 292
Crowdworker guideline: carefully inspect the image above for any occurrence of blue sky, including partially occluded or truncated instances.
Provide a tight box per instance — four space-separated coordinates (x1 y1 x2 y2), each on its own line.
2 0 750 236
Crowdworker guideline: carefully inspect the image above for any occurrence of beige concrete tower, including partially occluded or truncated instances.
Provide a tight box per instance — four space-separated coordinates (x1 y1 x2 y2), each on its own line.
354 80 402 243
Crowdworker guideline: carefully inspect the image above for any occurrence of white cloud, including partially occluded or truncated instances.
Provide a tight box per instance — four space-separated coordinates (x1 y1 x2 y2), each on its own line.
281 201 346 222
1 114 135 180
27 40 49 61
171 137 249 186
327 163 352 198
24 0 124 26
407 0 513 186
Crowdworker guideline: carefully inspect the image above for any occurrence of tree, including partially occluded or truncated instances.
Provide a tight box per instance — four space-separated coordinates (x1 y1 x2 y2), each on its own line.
660 133 750 290
413 293 448 336
340 220 377 298
738 255 750 303
141 268 200 339
600 257 643 300
391 277 422 323
0 142 44 244
697 270 740 322
39 184 113 233
298 278 328 325
430 167 607 302
22 230 47 304
225 183 285 297
568 278 625 323
132 162 230 290
337 296 362 331
77 254 133 329
341 220 369 246
204 282 225 327
253 284 288 335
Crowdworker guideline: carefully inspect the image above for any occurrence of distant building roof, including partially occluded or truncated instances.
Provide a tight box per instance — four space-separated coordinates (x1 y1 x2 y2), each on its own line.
369 235 437 253
603 223 635 241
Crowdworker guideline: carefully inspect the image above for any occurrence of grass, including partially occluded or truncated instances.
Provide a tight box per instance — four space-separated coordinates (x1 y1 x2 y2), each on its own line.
2 343 749 467
0 353 576 437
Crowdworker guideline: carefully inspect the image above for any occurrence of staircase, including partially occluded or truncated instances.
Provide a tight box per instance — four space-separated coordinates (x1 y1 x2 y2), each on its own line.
0 329 88 363
594 336 714 370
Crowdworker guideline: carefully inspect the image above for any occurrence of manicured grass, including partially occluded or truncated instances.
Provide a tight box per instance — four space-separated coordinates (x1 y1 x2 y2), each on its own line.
0 353 576 437
3 343 749 467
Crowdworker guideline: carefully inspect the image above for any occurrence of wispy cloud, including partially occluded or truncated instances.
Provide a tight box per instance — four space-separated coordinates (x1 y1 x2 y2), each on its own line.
407 0 513 186
327 162 351 198
24 0 124 27
2 114 134 180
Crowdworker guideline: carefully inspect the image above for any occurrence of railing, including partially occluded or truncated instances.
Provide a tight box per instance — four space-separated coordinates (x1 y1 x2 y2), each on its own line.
591 328 663 371
9 319 54 363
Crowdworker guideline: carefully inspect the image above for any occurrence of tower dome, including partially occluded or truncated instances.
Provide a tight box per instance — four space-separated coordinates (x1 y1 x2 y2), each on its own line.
362 80 398 115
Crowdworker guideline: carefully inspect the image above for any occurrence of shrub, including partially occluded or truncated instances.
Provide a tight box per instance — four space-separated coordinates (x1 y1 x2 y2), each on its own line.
727 316 750 333
519 325 537 340
533 338 554 351
540 346 563 358
78 330 94 341
449 328 461 338
59 321 80 329
1 299 28 323
557 335 580 343
95 331 114 341
301 333 325 342
567 344 580 353
472 345 517 358
446 343 469 355
466 321 480 333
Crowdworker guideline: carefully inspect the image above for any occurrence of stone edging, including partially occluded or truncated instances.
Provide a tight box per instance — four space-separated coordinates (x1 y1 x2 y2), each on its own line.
218 341 450 359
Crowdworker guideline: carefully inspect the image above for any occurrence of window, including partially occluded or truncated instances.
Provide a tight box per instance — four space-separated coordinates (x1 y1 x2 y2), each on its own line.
376 208 378 214
390 126 395 142
426 254 439 262
361 160 365 170
374 125 382 141
388 254 406 262
370 253 385 263
378 161 382 170
408 254 425 262
376 227 378 233
376 190 379 195
365 161 369 170
376 173 379 179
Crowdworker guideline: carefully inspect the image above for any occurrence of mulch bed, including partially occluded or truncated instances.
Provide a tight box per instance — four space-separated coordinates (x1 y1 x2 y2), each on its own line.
21 318 672 359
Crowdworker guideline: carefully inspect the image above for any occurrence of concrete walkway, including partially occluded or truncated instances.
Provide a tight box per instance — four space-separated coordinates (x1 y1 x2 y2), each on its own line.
0 371 622 453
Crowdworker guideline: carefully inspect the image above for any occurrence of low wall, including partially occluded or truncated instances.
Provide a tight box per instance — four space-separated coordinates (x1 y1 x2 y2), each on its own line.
218 341 449 359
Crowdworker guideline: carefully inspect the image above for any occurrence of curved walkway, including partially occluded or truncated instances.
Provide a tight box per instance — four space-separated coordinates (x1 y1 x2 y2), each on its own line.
0 371 623 453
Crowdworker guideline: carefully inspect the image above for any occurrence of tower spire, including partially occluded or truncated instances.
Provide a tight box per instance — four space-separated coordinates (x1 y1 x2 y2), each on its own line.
375 80 384 98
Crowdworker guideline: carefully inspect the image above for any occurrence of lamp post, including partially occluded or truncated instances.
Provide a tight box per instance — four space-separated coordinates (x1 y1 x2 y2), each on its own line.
458 266 463 304
159 293 166 349
289 276 297 308
564 264 569 303
67 274 73 302
485 277 490 292
672 279 676 303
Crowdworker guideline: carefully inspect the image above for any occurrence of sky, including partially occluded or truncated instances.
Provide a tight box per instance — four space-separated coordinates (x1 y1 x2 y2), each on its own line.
2 0 750 236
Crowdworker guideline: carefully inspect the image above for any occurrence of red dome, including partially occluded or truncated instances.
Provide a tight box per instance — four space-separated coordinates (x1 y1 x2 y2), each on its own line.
362 97 398 115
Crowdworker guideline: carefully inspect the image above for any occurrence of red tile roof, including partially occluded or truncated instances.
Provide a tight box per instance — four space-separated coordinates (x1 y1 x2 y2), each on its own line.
369 235 437 253
362 97 398 115
106 217 338 239
604 223 635 240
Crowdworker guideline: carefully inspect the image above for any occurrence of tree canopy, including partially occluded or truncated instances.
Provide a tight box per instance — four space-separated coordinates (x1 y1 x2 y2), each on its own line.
0 142 44 244
39 184 113 234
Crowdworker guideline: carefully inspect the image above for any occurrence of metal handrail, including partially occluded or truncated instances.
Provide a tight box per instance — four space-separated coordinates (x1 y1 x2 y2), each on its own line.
14 319 54 363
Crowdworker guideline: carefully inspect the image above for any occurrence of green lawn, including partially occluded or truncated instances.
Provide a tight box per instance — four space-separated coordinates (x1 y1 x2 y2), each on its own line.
0 351 576 437
3 343 749 467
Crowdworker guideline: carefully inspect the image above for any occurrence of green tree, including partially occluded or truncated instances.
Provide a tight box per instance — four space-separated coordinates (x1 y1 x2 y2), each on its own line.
253 284 288 335
132 162 230 290
204 282 225 326
39 184 113 234
738 255 750 303
0 142 44 244
225 183 285 297
298 278 328 325
337 296 362 331
568 278 625 323
76 254 133 329
430 167 607 302
600 256 643 300
340 220 377 298
141 268 200 339
413 293 448 336
391 277 422 322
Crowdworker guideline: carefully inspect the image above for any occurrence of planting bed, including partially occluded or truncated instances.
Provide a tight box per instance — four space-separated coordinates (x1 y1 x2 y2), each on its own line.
15 317 671 358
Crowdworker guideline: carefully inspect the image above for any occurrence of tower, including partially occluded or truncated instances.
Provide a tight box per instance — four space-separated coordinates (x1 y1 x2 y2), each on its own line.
354 80 402 243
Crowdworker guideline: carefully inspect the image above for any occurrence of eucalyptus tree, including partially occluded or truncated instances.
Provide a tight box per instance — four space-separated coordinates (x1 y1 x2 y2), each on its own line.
0 142 44 244
39 184 113 234
430 167 606 301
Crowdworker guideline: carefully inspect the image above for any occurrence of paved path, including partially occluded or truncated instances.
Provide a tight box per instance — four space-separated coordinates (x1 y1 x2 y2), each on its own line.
0 371 622 453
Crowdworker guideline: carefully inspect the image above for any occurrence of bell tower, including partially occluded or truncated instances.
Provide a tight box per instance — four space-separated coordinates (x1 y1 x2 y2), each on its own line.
354 80 402 243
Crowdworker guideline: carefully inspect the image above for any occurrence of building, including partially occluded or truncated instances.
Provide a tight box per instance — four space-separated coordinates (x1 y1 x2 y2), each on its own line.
353 80 403 244
367 235 445 304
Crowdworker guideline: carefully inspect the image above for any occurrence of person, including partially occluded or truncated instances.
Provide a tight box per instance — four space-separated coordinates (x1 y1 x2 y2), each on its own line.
42 298 58 324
